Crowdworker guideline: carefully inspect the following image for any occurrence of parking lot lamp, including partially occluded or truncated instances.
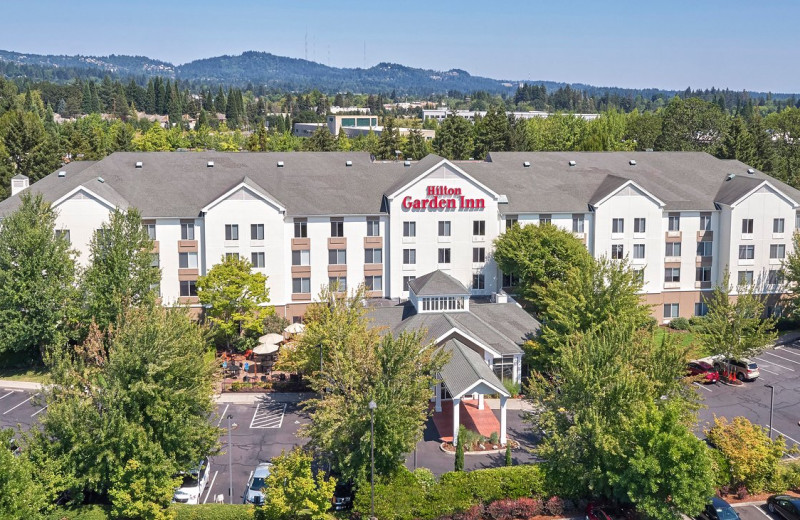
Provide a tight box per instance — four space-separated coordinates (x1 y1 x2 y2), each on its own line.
228 414 233 504
369 400 377 519
766 384 775 440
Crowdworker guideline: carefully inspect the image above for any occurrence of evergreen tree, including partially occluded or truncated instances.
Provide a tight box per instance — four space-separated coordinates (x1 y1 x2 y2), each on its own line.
402 128 428 160
0 109 62 182
214 86 226 114
376 117 400 159
305 127 336 151
81 82 92 114
455 427 465 471
145 79 156 114
505 443 512 466
225 88 239 128
88 81 100 113
472 107 510 158
432 114 474 160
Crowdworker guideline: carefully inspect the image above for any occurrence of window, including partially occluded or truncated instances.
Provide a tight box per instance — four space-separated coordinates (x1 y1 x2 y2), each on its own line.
328 249 346 265
365 275 383 291
403 248 416 265
738 245 755 259
292 277 311 294
697 241 712 257
438 248 451 264
251 252 265 268
664 267 681 283
633 244 646 259
438 221 451 237
55 229 71 243
330 218 344 237
403 276 416 291
695 302 708 317
179 252 198 269
181 222 195 240
473 247 486 263
774 218 785 233
502 273 519 287
738 270 754 285
572 214 584 233
403 221 416 237
668 213 681 231
366 218 380 237
742 219 754 233
493 355 515 381
150 253 160 268
612 218 624 233
696 266 711 282
664 303 679 318
365 248 382 264
505 215 518 229
294 219 307 238
473 220 485 236
225 224 239 241
251 224 264 240
144 223 156 240
700 213 712 231
770 244 786 259
768 270 784 285
292 249 310 266
225 252 239 261
633 269 644 283
797 212 800 230
665 242 682 257
472 273 485 290
611 244 624 259
539 214 552 225
634 218 646 233
328 276 347 292
179 280 197 297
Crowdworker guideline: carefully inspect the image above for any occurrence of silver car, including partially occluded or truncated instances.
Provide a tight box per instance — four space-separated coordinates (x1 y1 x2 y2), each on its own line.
172 458 210 504
244 462 272 505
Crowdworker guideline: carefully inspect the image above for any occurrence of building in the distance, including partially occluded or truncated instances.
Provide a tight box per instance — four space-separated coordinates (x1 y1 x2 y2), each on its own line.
422 108 600 122
293 114 435 141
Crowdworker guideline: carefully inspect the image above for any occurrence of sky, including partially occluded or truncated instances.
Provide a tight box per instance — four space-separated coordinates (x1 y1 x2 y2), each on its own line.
2 0 798 93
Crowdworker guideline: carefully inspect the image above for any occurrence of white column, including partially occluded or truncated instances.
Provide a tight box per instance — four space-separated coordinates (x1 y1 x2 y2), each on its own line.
435 383 442 412
499 395 508 445
478 393 484 410
452 397 461 444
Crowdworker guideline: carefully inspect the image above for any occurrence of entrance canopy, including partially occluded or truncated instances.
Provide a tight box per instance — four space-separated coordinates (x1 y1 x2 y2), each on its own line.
439 339 509 399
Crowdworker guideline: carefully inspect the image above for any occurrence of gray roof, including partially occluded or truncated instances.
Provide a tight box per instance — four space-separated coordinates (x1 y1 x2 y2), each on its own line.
439 338 510 398
11 174 29 180
714 175 775 206
408 270 469 296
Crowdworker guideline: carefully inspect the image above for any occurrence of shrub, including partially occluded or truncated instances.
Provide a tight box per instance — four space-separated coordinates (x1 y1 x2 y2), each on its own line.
514 497 544 517
485 499 516 520
412 467 436 490
770 461 800 492
459 426 484 450
505 444 512 466
735 484 749 500
502 380 522 397
689 315 706 327
544 496 564 516
171 504 255 520
46 505 112 520
668 317 691 330
489 431 500 445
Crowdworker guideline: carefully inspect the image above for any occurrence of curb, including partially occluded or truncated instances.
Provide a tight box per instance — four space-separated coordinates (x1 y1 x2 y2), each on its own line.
0 380 45 391
438 441 513 456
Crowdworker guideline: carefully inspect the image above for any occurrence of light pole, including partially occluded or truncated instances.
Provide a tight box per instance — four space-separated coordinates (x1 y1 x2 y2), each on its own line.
369 400 377 519
766 384 775 440
227 414 233 504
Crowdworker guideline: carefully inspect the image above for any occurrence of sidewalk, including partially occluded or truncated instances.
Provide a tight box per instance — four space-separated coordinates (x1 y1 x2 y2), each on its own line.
0 380 44 391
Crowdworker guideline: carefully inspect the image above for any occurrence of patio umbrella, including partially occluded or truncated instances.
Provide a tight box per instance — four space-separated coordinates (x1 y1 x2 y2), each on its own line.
284 322 306 334
258 333 284 345
252 343 280 355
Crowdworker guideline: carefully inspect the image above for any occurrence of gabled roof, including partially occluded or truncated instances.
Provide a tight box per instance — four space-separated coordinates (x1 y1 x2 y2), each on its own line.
383 154 501 202
439 339 509 399
408 270 469 296
11 174 28 180
714 176 798 208
589 175 665 208
201 176 286 214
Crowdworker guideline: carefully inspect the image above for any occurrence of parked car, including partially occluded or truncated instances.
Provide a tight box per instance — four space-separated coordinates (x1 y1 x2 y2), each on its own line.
244 462 272 505
172 458 210 504
713 358 759 381
331 481 354 511
697 496 740 520
687 361 720 383
586 503 613 520
767 495 800 519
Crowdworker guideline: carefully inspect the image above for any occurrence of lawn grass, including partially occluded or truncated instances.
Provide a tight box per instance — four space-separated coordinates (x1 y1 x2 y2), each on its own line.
0 366 51 384
653 326 707 358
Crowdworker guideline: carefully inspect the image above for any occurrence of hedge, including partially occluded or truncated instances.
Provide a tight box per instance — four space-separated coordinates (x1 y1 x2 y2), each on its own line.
47 504 257 520
46 505 112 520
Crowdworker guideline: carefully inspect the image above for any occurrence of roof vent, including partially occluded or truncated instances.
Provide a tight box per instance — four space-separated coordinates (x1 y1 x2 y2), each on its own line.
345 160 352 167
135 161 143 168
747 168 755 174
523 161 531 168
207 161 214 168
629 159 637 166
58 171 66 178
404 160 411 167
726 173 736 181
568 160 576 167
277 161 284 167
97 177 105 183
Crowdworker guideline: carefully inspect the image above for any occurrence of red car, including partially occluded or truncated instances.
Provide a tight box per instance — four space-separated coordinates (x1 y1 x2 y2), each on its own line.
586 504 613 520
687 361 719 383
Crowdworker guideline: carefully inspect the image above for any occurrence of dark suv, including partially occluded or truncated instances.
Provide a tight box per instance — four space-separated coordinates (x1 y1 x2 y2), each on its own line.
698 496 740 520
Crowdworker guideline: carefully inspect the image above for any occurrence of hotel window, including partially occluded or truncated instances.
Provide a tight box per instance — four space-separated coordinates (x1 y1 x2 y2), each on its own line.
738 270 754 285
438 248 451 264
774 218 785 233
472 273 485 290
611 244 624 259
330 218 344 237
55 229 71 243
181 222 195 240
328 276 347 292
328 249 347 265
539 214 552 225
144 223 156 240
738 245 755 259
150 253 159 268
251 224 264 240
225 224 239 241
770 244 786 259
473 220 485 236
403 276 416 291
612 218 624 233
225 252 239 261
292 249 310 266
572 214 584 233
668 213 681 231
294 219 307 238
633 269 644 283
365 275 383 291
493 355 515 381
365 248 382 264
403 248 416 265
179 252 198 269
179 280 197 297
694 302 708 317
742 219 754 233
502 273 519 287
700 213 712 231
768 270 783 285
403 221 416 237
796 212 800 230
473 247 486 263
664 267 681 283
634 218 646 233
697 241 712 257
251 252 265 268
663 303 679 319
665 242 681 257
696 266 711 282
438 221 451 237
366 217 380 237
633 244 646 259
292 277 311 294
505 215 518 229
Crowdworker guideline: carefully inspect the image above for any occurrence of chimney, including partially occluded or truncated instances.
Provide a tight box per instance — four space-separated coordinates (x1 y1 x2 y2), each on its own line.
11 174 29 196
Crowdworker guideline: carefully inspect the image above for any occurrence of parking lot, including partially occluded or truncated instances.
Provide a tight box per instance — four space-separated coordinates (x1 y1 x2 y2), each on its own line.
732 501 791 519
0 388 47 430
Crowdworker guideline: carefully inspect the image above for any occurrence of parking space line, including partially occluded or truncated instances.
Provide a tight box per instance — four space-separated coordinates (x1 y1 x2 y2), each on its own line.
693 382 713 392
217 404 229 427
775 347 800 357
0 391 16 400
249 404 262 429
249 403 286 429
203 470 218 504
3 393 37 415
773 428 800 448
31 405 47 417
759 366 780 375
747 504 772 518
762 351 800 365
755 358 794 372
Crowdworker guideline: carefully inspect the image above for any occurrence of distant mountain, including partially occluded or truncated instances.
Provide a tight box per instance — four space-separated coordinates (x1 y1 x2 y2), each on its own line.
0 49 174 76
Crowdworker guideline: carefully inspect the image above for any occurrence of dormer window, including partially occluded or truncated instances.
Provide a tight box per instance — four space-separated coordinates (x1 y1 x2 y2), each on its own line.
420 296 465 312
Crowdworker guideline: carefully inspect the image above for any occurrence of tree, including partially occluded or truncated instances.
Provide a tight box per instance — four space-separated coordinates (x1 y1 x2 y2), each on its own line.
376 117 400 160
81 207 160 332
472 107 510 158
0 429 51 519
656 97 728 152
0 192 78 363
626 110 662 151
256 448 337 520
432 114 474 160
305 127 336 152
455 429 465 472
0 109 62 182
402 128 428 160
196 255 274 351
505 443 512 467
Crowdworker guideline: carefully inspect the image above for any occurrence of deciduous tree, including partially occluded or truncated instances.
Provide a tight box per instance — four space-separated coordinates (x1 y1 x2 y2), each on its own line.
257 448 336 520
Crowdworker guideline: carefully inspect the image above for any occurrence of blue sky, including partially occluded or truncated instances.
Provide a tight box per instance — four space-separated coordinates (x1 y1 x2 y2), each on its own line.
2 0 798 92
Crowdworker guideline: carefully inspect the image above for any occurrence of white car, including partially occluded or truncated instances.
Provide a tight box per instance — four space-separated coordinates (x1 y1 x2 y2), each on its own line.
172 458 210 504
243 462 272 505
